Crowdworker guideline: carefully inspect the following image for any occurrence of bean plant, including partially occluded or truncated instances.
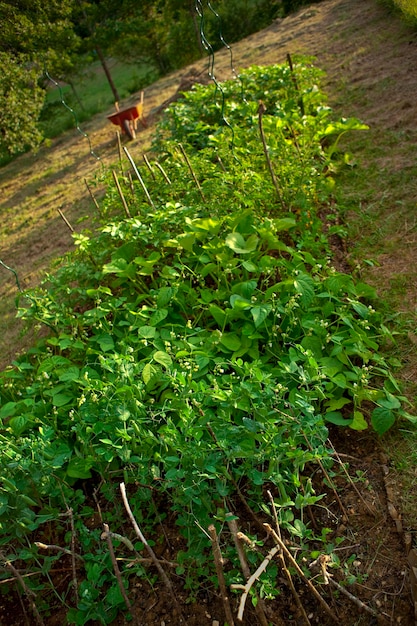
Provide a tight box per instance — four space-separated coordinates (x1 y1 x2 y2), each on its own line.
0 59 413 624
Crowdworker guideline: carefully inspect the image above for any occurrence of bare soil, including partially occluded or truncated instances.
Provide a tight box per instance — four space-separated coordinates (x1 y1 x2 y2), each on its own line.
1 0 417 624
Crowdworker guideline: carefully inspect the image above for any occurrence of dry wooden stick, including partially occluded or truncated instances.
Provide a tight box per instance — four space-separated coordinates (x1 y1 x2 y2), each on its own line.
116 130 124 175
0 551 45 626
208 524 235 626
34 542 84 562
264 523 339 622
154 161 172 185
143 154 156 179
112 170 131 218
84 178 101 215
178 143 206 201
329 578 379 617
119 482 185 622
267 492 311 626
258 101 286 211
226 515 269 626
231 543 279 622
57 208 74 233
286 52 305 117
102 523 137 621
123 147 155 209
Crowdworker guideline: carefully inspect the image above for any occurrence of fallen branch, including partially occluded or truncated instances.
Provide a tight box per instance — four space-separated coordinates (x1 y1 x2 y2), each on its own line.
329 578 379 618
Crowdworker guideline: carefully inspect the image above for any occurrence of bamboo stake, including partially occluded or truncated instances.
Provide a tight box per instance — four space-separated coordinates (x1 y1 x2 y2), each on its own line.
123 147 155 209
208 524 235 626
112 170 131 217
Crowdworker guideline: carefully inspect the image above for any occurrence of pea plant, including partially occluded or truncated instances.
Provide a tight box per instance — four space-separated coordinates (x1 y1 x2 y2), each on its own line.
0 59 413 625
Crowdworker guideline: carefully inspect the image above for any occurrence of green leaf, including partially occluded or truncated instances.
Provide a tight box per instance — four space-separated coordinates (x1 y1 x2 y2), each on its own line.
251 304 272 328
350 411 368 431
153 351 172 369
324 411 352 426
225 232 258 254
371 407 396 434
66 458 93 479
0 402 16 420
95 334 115 352
294 273 315 307
52 393 74 407
138 325 156 338
142 363 158 385
274 217 296 231
220 333 241 351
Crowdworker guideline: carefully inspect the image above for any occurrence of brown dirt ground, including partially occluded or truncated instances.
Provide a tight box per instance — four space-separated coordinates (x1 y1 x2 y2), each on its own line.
1 0 417 624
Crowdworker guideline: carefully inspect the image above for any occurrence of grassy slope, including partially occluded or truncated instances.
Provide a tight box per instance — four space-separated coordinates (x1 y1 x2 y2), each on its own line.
1 0 416 523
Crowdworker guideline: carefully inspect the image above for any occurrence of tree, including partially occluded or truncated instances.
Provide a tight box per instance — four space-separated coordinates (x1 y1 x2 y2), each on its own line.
0 0 80 155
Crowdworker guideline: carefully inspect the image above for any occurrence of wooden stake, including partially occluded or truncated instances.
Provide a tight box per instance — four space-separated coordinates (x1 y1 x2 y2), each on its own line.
84 178 101 216
57 208 74 233
123 147 155 209
102 523 137 622
112 170 131 218
154 161 172 185
119 483 185 622
178 143 206 201
143 154 156 179
258 101 286 212
208 524 235 626
264 523 339 622
226 515 269 626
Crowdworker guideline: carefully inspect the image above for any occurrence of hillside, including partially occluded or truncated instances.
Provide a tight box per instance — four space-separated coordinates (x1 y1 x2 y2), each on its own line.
1 0 417 624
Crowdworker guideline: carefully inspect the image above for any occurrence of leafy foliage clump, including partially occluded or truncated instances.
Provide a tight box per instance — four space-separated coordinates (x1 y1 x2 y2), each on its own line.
0 59 413 624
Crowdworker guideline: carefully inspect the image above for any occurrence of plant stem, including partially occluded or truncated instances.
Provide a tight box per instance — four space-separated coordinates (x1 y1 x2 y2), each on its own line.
257 101 286 212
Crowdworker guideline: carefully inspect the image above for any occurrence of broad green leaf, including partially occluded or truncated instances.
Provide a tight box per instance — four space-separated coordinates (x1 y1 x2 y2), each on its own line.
230 295 251 310
350 411 368 431
225 232 258 254
149 309 168 326
139 326 156 338
220 333 241 351
52 393 74 407
371 407 396 434
153 351 172 369
95 334 115 352
157 287 175 308
59 367 80 382
142 363 158 385
294 273 315 307
9 415 32 436
66 458 93 479
325 397 351 411
209 304 227 327
0 402 16 420
274 217 296 231
324 411 352 426
251 304 272 328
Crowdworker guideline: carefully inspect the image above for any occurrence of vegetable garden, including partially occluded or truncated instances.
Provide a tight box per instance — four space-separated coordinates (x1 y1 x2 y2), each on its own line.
0 58 414 625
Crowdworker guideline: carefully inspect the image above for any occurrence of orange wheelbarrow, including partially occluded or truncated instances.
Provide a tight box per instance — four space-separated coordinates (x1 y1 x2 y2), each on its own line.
107 91 146 140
